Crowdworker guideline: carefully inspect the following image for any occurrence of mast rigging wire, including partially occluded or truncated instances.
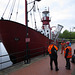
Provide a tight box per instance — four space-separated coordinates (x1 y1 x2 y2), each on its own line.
9 0 16 20
36 3 41 21
1 0 11 19
29 0 33 28
30 12 33 28
28 1 35 13
15 0 20 21
28 0 41 30
33 9 37 30
28 0 36 29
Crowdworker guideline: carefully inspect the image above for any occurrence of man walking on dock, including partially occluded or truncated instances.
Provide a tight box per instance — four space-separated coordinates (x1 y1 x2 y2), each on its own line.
48 41 59 71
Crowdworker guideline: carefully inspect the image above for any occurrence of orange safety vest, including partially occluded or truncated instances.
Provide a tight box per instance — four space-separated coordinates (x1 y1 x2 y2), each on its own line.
48 44 58 54
64 46 72 58
61 42 65 48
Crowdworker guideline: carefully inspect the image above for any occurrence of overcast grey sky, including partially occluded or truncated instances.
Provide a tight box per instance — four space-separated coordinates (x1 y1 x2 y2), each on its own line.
0 0 75 32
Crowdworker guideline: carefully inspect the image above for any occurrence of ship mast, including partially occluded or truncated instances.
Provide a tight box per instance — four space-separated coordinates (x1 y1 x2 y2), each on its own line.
25 0 27 26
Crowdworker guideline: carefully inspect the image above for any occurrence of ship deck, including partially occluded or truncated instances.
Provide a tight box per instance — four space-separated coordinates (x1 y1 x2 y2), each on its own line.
0 44 75 75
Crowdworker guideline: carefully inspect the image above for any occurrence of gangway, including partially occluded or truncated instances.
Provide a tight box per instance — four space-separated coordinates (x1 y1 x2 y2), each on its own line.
52 24 63 41
0 42 12 70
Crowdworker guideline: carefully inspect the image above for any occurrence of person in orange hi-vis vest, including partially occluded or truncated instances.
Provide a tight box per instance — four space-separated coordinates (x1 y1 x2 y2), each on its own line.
48 41 59 71
61 40 66 54
64 41 72 70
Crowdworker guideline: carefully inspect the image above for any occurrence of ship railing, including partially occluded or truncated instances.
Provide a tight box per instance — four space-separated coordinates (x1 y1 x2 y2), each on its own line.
0 46 48 69
30 46 48 56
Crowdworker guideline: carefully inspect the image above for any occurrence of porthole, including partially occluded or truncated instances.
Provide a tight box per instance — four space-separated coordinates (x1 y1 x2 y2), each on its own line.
14 38 20 41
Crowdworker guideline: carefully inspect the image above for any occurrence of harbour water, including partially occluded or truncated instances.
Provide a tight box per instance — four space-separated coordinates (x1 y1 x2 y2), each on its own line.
0 42 12 70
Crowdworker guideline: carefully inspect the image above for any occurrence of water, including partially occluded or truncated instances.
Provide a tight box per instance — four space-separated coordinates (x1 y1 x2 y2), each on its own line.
0 42 13 70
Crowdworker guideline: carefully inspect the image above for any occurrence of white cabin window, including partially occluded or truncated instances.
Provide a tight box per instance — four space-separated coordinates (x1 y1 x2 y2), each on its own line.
44 17 46 20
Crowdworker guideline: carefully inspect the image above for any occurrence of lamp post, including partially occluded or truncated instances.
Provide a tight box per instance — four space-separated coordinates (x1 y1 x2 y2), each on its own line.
25 0 41 64
25 0 29 64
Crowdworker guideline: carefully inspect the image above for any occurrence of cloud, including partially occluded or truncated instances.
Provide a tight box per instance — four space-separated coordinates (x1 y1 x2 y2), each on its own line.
0 0 75 32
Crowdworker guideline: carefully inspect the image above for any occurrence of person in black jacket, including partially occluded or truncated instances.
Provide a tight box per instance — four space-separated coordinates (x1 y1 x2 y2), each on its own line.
48 42 59 71
71 49 75 63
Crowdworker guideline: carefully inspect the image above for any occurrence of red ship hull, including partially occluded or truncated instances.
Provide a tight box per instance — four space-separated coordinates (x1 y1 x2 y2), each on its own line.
0 20 51 63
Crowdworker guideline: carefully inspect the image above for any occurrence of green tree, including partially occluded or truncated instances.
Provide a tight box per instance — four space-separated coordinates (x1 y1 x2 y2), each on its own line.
71 32 75 39
58 33 63 38
63 30 70 39
58 29 75 39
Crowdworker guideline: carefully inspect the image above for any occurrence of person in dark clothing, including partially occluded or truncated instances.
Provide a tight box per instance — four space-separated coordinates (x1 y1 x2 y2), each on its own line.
64 42 72 70
48 42 59 71
71 49 75 63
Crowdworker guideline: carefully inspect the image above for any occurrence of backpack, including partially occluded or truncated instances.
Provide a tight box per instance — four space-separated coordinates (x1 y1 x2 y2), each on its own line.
51 45 57 56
